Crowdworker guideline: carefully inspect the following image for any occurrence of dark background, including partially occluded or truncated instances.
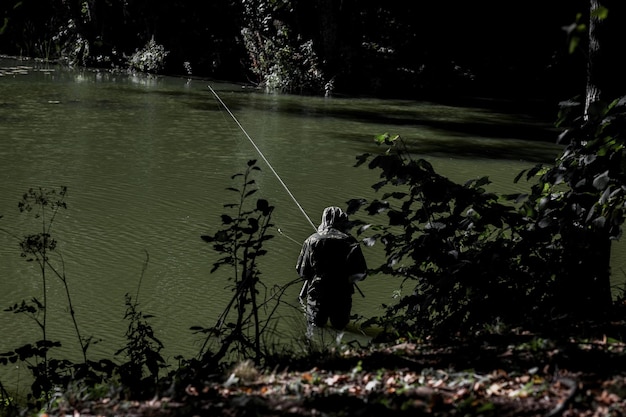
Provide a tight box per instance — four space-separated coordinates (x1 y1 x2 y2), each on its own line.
0 1 594 104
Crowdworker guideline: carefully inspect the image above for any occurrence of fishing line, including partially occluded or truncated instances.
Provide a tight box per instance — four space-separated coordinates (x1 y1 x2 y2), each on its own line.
208 84 317 231
277 228 302 246
208 85 366 300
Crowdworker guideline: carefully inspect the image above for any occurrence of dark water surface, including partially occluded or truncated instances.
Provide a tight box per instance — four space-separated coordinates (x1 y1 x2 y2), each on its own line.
1 58 613 373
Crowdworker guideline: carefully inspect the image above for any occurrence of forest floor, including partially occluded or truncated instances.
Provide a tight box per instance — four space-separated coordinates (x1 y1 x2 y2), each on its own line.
51 320 626 417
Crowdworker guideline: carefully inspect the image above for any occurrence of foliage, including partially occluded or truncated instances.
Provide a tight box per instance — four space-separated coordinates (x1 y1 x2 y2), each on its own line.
349 116 626 339
127 36 169 74
535 95 626 244
1 187 69 401
0 187 115 411
240 0 326 93
114 252 166 399
348 135 542 338
509 95 626 313
190 159 299 373
0 163 305 414
0 1 586 98
0 1 89 64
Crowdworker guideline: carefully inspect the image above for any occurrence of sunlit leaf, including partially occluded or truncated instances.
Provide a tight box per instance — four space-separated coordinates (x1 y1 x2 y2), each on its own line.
363 237 377 247
583 154 597 165
366 200 389 215
591 6 608 20
538 217 552 228
568 35 580 54
600 187 612 205
374 133 397 145
425 222 446 230
592 170 610 190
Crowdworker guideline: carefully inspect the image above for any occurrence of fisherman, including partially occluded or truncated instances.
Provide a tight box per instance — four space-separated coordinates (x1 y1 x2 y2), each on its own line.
296 206 367 332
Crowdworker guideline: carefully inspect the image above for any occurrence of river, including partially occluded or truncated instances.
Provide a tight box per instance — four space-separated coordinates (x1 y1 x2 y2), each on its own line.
0 58 617 373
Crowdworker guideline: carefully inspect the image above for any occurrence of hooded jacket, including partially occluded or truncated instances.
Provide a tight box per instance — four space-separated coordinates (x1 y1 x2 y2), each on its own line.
296 207 367 288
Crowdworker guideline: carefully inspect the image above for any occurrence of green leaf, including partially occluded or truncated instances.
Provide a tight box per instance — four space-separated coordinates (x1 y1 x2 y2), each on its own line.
568 35 580 54
592 6 608 20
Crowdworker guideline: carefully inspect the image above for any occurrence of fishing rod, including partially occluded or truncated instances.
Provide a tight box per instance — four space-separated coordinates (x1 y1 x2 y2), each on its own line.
207 84 365 299
207 84 317 231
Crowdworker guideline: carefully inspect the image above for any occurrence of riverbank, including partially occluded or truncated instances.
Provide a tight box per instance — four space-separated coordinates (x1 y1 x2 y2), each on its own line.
46 322 626 417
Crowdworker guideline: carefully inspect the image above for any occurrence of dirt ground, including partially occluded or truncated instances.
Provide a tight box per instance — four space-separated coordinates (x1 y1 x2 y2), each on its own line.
50 327 626 417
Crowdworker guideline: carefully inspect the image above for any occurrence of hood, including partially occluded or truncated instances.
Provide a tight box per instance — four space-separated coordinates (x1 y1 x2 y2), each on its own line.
317 206 347 233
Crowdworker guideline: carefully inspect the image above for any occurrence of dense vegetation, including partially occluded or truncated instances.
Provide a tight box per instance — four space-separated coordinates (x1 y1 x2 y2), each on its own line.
0 0 602 101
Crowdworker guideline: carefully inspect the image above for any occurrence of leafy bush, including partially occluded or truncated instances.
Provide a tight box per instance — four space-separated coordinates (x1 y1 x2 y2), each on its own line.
240 0 326 94
189 159 300 373
127 37 169 74
348 135 545 338
114 253 166 399
517 96 626 313
352 94 626 339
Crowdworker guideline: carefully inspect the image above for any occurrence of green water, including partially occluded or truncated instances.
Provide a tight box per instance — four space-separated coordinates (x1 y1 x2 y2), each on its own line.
1 58 604 374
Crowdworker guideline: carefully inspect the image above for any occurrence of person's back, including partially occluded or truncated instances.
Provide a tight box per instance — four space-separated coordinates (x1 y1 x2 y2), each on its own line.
306 229 354 276
296 207 367 331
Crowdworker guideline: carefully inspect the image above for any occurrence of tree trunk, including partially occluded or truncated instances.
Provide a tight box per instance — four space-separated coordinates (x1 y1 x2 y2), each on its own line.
568 0 626 315
561 229 613 316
